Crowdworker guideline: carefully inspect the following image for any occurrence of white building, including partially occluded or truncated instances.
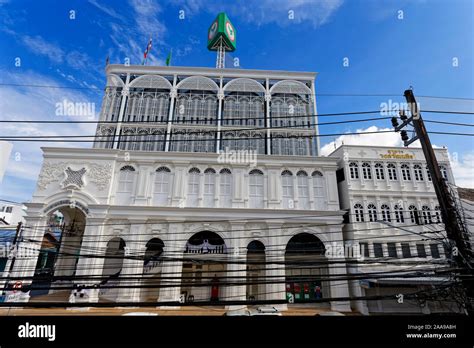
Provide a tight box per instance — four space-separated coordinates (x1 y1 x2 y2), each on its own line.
0 200 26 226
7 65 352 312
329 145 460 314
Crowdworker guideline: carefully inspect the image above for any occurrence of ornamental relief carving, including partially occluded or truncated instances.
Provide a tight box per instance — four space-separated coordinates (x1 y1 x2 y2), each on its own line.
37 162 67 190
88 163 113 191
36 161 113 191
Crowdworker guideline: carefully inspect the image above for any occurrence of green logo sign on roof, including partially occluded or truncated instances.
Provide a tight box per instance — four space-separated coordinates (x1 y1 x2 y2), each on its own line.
207 12 236 52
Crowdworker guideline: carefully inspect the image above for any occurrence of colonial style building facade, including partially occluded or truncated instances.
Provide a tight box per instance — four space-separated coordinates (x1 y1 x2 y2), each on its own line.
329 145 458 314
4 64 460 314
6 65 352 312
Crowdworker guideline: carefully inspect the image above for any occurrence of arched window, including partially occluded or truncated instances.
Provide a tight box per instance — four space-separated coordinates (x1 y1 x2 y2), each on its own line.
422 206 432 224
401 164 411 181
367 204 377 222
297 170 309 209
203 168 216 207
349 162 359 179
249 169 264 208
354 203 364 222
381 204 391 222
374 163 384 180
312 171 326 210
187 168 201 206
116 166 136 204
219 169 232 208
281 170 294 209
394 204 405 223
414 164 424 181
409 205 420 224
387 163 397 180
362 162 372 180
434 206 441 223
153 167 171 205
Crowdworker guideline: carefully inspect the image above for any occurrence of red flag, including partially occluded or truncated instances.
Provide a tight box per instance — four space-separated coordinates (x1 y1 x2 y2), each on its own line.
144 38 152 59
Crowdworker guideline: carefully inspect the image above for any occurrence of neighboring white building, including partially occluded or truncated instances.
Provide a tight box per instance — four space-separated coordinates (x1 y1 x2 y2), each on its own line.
329 145 460 314
0 201 26 226
7 65 351 312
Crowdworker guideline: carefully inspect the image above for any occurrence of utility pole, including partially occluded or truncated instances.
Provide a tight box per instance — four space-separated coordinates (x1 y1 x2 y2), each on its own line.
2 222 23 294
391 89 473 314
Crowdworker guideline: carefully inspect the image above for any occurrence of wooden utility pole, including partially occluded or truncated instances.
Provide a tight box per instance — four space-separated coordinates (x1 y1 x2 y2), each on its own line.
392 89 473 314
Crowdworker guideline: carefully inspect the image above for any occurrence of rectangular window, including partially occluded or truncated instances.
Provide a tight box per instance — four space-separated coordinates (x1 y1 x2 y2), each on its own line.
387 243 398 258
416 244 427 258
430 244 440 258
373 243 383 257
249 174 264 208
203 174 215 207
401 243 411 258
219 173 232 208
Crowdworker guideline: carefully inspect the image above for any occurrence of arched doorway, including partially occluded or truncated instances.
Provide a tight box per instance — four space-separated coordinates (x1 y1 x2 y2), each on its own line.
246 240 265 301
285 233 328 304
30 206 87 297
141 238 164 302
99 237 125 302
181 231 227 303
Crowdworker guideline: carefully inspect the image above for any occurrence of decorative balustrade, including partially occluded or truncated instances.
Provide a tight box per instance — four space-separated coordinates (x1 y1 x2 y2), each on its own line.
184 240 227 254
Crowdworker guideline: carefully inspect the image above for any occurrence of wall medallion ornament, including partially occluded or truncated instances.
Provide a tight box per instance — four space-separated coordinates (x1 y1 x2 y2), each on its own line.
61 167 87 189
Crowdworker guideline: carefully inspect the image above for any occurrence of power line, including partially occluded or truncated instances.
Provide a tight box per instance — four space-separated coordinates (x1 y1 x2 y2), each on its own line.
1 82 472 101
1 129 473 143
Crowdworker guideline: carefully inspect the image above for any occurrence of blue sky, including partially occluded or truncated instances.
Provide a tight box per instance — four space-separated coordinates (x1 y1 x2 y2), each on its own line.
0 0 473 202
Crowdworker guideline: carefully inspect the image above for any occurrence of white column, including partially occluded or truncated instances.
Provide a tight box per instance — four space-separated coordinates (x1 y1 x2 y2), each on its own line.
117 223 147 303
216 78 224 153
327 258 352 312
225 223 247 311
266 223 287 311
113 74 130 149
164 76 177 151
72 218 106 303
347 265 369 315
158 224 183 309
265 78 271 154
310 80 320 156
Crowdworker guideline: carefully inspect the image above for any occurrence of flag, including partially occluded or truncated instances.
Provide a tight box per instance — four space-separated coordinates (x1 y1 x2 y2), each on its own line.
143 38 152 64
105 56 110 66
166 50 172 66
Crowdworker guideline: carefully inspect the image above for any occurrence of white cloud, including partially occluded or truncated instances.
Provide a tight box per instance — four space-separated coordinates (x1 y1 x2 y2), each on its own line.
65 51 93 71
173 0 344 28
22 35 64 63
0 70 99 201
129 0 166 39
106 1 167 65
88 0 125 20
5 31 100 76
320 125 407 156
451 152 474 188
